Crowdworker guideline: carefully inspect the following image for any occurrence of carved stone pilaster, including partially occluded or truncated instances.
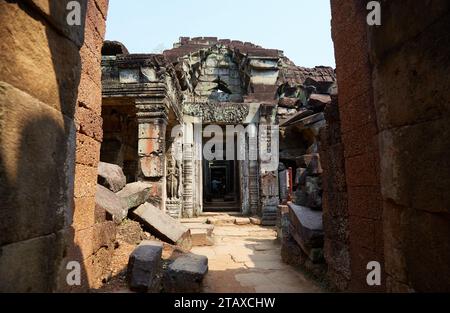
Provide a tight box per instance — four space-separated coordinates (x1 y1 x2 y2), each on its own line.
259 104 279 225
136 99 168 210
136 99 168 179
249 160 260 215
182 143 194 218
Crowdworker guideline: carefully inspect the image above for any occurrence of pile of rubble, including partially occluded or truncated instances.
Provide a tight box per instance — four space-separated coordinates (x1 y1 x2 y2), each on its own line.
95 162 209 292
276 68 336 281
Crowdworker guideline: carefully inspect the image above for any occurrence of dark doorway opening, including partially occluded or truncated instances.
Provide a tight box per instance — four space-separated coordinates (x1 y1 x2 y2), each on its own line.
202 126 241 212
203 160 240 212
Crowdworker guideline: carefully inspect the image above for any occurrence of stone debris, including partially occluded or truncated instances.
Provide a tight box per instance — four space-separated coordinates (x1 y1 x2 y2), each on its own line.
95 184 128 224
182 223 214 236
163 254 208 293
183 223 214 247
206 216 236 225
306 94 332 112
116 182 154 211
132 203 192 250
127 240 163 292
234 217 251 225
97 162 127 193
288 203 324 263
190 229 214 247
249 216 262 225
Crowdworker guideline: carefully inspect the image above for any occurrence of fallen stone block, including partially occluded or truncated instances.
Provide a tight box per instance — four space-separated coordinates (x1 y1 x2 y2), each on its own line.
95 184 128 224
163 254 208 293
190 229 214 247
249 216 262 225
116 182 153 211
97 162 126 192
288 203 324 263
127 240 163 292
182 223 214 237
278 97 299 108
132 203 192 250
306 94 331 112
235 217 251 225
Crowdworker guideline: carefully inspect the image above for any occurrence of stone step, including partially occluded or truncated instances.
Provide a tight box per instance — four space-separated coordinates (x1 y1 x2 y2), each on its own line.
190 228 214 247
234 217 251 225
183 223 214 236
206 216 236 225
180 217 208 224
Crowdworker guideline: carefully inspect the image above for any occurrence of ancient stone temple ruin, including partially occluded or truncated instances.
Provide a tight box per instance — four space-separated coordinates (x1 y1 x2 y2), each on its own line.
1 0 449 294
100 38 336 226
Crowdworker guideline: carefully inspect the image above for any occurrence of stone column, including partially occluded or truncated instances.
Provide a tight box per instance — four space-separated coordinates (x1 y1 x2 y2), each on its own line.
193 121 203 216
136 98 168 210
259 104 279 225
182 122 194 218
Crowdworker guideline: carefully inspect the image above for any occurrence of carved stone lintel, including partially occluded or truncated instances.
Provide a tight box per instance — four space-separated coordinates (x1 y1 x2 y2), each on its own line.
136 99 169 124
183 102 250 123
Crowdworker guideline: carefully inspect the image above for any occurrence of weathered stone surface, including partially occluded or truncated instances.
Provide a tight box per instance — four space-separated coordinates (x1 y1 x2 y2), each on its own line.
0 82 73 246
249 216 262 225
278 97 299 108
183 223 214 237
76 132 101 167
25 0 87 47
163 254 208 293
116 182 153 211
0 1 81 118
0 233 63 292
127 240 163 292
206 216 236 225
288 203 324 263
190 229 214 247
73 196 96 231
235 217 251 225
75 164 98 198
95 184 128 224
97 161 127 192
133 203 192 250
307 94 331 112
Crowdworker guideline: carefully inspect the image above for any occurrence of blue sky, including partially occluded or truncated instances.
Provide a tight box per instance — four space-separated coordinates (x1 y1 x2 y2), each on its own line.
105 0 335 68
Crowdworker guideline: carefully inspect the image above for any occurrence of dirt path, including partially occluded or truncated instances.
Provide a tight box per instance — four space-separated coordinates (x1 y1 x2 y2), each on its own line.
191 224 323 293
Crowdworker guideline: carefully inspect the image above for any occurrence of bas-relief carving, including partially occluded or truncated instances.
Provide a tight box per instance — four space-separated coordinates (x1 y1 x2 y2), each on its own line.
182 102 250 123
166 155 181 200
261 171 278 196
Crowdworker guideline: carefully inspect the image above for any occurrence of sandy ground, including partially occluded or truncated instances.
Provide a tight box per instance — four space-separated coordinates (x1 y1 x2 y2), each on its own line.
96 218 322 293
192 224 323 293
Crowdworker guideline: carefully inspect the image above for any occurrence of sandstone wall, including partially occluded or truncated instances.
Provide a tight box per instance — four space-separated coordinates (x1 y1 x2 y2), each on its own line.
320 96 350 291
331 0 450 292
330 0 385 292
368 0 450 292
0 0 110 292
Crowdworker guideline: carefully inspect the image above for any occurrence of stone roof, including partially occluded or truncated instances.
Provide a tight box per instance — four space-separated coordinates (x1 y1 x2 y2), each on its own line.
163 37 282 63
163 37 335 86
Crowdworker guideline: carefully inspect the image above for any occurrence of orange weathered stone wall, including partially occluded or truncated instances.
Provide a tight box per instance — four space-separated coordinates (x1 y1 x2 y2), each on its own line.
68 0 115 291
330 0 450 292
0 0 110 292
330 0 385 292
368 0 450 292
